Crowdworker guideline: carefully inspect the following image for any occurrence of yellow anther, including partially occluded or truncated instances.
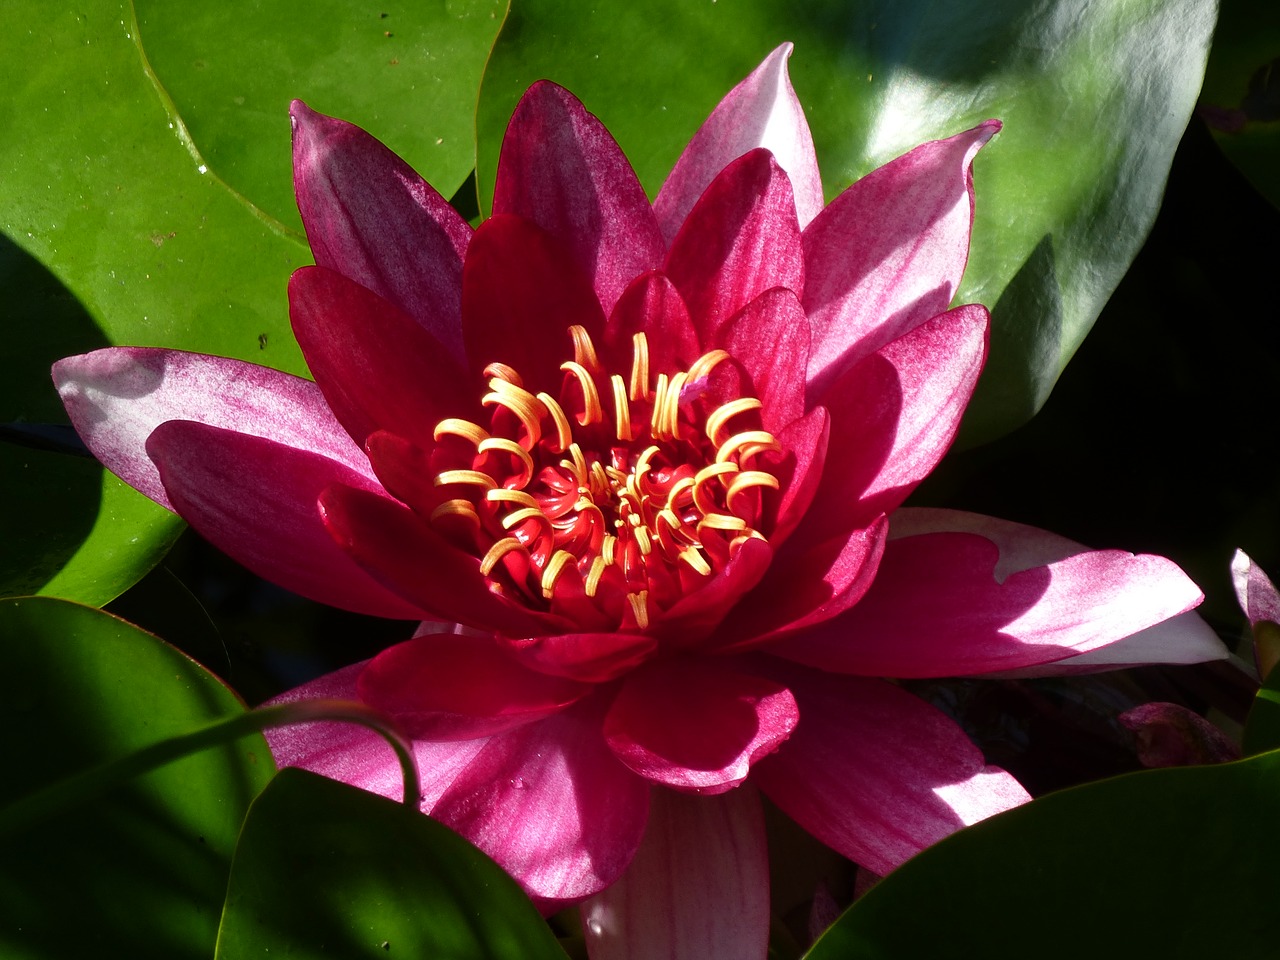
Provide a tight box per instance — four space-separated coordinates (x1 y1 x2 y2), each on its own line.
486 488 539 510
480 537 525 576
602 533 618 564
563 443 589 486
664 476 696 513
629 332 650 401
699 513 748 533
634 445 660 484
686 349 732 383
483 379 544 449
590 460 612 500
626 590 650 630
692 461 739 514
585 555 607 597
705 397 763 449
715 430 782 464
633 525 652 556
569 325 602 373
560 361 603 426
429 499 481 530
482 362 524 387
434 469 496 490
679 545 712 576
611 374 632 442
661 371 688 439
725 470 781 516
541 549 576 599
536 391 572 453
650 373 669 435
433 418 490 446
502 506 549 531
477 437 535 488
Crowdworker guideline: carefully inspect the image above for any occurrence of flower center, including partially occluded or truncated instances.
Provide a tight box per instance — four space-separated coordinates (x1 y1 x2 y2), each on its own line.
429 326 780 631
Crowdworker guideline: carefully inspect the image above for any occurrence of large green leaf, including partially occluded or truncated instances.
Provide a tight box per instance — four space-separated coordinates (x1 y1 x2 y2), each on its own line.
0 0 505 604
216 768 566 959
805 750 1280 958
0 596 273 959
475 0 1215 444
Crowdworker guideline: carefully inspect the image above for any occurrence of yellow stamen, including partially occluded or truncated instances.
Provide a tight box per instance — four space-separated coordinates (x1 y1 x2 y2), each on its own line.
626 590 650 630
705 397 763 449
661 371 688 439
560 361 603 425
480 537 524 575
502 507 550 532
483 379 544 449
537 391 572 453
629 333 650 401
585 555 607 597
633 525 652 556
650 373 669 435
715 430 781 464
692 461 739 514
486 488 539 510
433 418 489 446
477 437 535 488
699 513 748 533
434 469 496 490
483 362 523 386
541 549 576 599
679 545 712 576
686 349 731 383
664 476 696 513
429 499 481 530
725 470 781 516
602 533 617 564
611 374 632 442
569 325 602 373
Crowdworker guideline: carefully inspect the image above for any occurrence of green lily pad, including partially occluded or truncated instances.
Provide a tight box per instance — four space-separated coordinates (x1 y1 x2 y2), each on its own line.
0 0 505 604
475 0 1215 444
805 750 1280 958
0 596 273 960
216 768 565 959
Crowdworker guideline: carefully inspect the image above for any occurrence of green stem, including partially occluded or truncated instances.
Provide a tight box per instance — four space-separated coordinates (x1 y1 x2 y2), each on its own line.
0 699 419 838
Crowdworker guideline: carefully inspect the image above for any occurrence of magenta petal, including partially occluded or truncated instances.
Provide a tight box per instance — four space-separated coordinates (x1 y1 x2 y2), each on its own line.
767 405 829 548
356 633 592 740
808 303 989 531
752 664 1029 876
665 149 804 348
715 288 810 431
499 632 660 683
656 537 774 646
431 701 650 906
603 658 798 794
779 511 1217 678
461 214 608 391
146 420 425 620
1233 549 1280 631
290 100 471 361
318 482 573 636
265 662 487 809
53 347 371 511
656 42 823 241
802 121 1000 393
602 270 701 373
289 266 473 452
493 81 664 317
581 785 769 960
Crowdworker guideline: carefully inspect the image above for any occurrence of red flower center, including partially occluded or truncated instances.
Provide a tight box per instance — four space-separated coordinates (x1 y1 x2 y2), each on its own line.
429 326 780 630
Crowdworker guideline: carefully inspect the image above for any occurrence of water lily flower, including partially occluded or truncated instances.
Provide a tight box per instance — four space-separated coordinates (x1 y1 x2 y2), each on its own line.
1232 549 1280 678
54 44 1227 958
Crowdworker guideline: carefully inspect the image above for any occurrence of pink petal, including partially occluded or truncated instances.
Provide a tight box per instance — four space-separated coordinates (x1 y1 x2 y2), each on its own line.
290 100 471 361
603 658 798 794
1119 702 1241 767
461 214 608 392
493 81 664 317
767 405 829 548
431 699 651 906
602 270 701 375
265 661 487 810
778 512 1216 678
318 481 575 636
499 632 660 683
356 632 594 740
802 121 1000 393
52 347 371 511
581 785 769 960
751 663 1029 876
656 42 823 241
655 537 774 646
1232 549 1280 630
806 304 989 532
289 266 473 452
146 420 425 620
715 288 810 431
665 149 804 348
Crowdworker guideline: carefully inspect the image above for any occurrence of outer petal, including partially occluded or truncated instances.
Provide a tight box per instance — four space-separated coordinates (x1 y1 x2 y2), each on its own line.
802 121 1000 393
52 347 371 511
603 658 798 794
264 662 486 810
581 786 769 960
289 266 473 452
357 633 593 740
1233 549 1280 630
656 42 823 241
751 663 1030 876
431 700 651 906
493 81 664 316
290 100 471 361
146 420 426 620
665 149 804 348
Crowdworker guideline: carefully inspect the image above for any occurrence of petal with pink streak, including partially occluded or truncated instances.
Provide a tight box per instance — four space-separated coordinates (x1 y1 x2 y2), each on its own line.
802 121 1000 393
289 266 473 452
357 633 593 740
52 347 371 511
806 304 989 533
264 662 486 810
494 81 664 316
581 785 769 960
665 149 804 348
715 288 810 431
461 214 608 392
146 420 425 620
656 42 822 241
431 700 650 906
290 101 471 361
778 521 1213 678
318 482 575 637
751 663 1029 877
603 658 798 794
